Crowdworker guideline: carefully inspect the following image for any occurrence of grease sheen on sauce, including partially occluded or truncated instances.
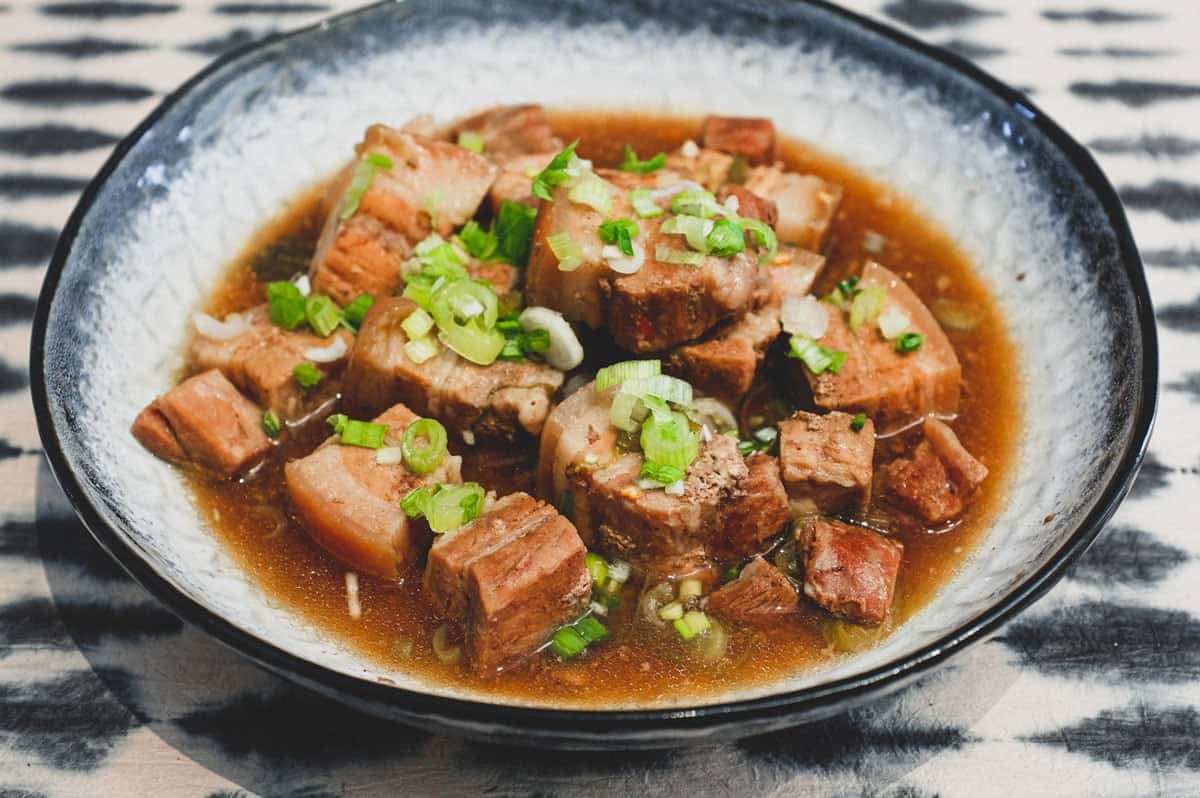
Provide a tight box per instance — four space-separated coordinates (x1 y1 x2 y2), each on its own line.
188 111 1019 707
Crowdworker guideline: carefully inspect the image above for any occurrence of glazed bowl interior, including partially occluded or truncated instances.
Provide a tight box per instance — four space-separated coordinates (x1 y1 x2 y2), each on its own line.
35 0 1151 723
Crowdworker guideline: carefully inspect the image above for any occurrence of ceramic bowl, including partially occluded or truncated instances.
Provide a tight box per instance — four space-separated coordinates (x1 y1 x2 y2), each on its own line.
31 0 1156 747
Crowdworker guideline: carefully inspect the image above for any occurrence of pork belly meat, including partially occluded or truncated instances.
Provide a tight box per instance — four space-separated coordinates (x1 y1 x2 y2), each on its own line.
444 104 561 163
707 557 799 625
701 116 777 166
131 369 270 477
342 297 563 441
309 125 499 305
284 403 462 578
798 518 902 625
525 178 758 352
778 410 876 514
424 492 591 676
881 418 987 523
716 454 792 559
190 305 352 422
744 166 842 251
801 261 962 428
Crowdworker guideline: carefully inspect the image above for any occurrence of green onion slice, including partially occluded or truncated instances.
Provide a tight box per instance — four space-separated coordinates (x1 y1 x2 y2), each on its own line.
640 410 700 471
597 218 640 256
670 189 722 219
567 175 613 216
341 293 374 330
550 626 587 659
630 187 663 218
896 332 924 353
400 486 431 518
585 553 609 586
305 295 342 337
292 362 322 389
457 220 498 260
267 281 307 330
619 144 666 174
531 139 580 202
340 152 393 220
404 336 439 364
456 130 485 153
401 307 435 340
787 334 847 375
737 217 778 264
494 200 537 266
661 214 713 252
261 409 281 438
640 461 685 484
849 286 887 333
655 244 706 266
430 280 504 365
618 374 694 407
425 482 486 533
400 417 448 475
547 231 584 272
706 218 746 258
595 359 662 392
850 412 868 432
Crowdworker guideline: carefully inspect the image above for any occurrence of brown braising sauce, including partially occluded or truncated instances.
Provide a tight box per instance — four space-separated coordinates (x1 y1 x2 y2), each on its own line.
186 111 1019 707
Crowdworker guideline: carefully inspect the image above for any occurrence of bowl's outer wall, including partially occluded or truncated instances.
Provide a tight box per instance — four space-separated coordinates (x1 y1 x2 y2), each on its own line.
32 0 1155 746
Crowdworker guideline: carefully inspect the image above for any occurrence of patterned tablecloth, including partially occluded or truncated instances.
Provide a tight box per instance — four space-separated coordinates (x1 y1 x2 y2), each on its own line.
1 0 1197 794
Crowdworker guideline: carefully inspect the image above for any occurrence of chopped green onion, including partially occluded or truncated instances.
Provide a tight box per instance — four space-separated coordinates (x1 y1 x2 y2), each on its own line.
672 617 696 640
671 189 721 219
661 214 713 252
737 217 778 264
574 614 609 644
620 144 666 174
430 280 504 365
401 307 435 339
305 294 342 337
267 281 307 330
261 409 281 438
292 362 322 389
896 332 924 353
640 410 700 471
341 294 374 330
521 327 550 353
655 244 706 266
722 565 741 583
752 426 778 445
738 439 758 457
608 559 631 584
456 130 485 153
404 336 439 364
327 413 348 434
598 218 640 256
494 200 537 266
609 390 646 432
425 482 486 533
851 412 868 432
567 175 613 216
595 359 662 392
585 553 609 586
849 285 887 333
837 276 861 299
640 461 686 484
547 231 584 272
338 418 388 449
340 152 393 220
401 417 448 475
400 486 431 518
401 273 439 311
706 218 746 258
550 626 587 659
658 601 684 621
878 305 911 340
682 610 711 636
618 374 694 407
630 187 663 218
531 139 580 202
678 578 703 601
422 190 443 230
457 220 498 260
787 334 847 375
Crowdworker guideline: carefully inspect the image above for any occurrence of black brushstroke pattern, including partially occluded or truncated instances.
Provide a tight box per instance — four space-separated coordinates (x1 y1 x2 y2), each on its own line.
1090 135 1200 159
1027 702 1200 771
937 38 1005 60
1042 8 1162 23
740 711 972 766
0 124 118 156
1 79 154 106
175 686 428 764
1059 46 1172 59
1120 180 1200 221
882 0 997 29
1129 450 1172 499
40 1 178 18
1166 371 1200 400
213 2 328 14
0 293 37 325
0 173 88 197
0 668 141 770
0 437 35 459
0 789 49 798
1157 294 1200 333
999 601 1200 683
0 595 181 657
181 27 272 56
0 519 39 559
1070 80 1200 107
31 516 131 580
0 360 29 392
0 223 56 268
1067 525 1188 586
12 36 149 58
1143 247 1200 269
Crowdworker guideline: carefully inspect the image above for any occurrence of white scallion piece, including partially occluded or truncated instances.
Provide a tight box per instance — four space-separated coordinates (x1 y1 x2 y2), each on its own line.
648 180 707 203
518 306 585 370
602 240 645 275
878 305 911 340
863 230 887 254
461 430 476 446
781 294 829 339
608 559 632 584
404 336 439 364
664 480 685 496
680 140 700 158
192 311 250 341
293 274 312 296
375 446 404 465
303 335 348 363
590 600 608 617
345 572 362 619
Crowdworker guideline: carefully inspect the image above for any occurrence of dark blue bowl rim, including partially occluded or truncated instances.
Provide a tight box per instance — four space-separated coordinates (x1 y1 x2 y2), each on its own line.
30 0 1158 739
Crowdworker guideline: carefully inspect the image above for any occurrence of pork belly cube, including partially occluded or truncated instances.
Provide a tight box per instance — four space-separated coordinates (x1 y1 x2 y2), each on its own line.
744 166 842 251
463 501 591 675
923 417 988 493
665 304 781 403
309 125 499 305
284 403 462 578
664 146 736 190
801 262 962 428
717 185 777 227
488 151 557 212
798 518 902 625
701 116 777 166
190 306 351 421
707 557 798 625
779 410 876 514
444 104 561 162
131 369 270 477
882 420 986 523
526 178 758 352
717 454 792 558
342 297 563 441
